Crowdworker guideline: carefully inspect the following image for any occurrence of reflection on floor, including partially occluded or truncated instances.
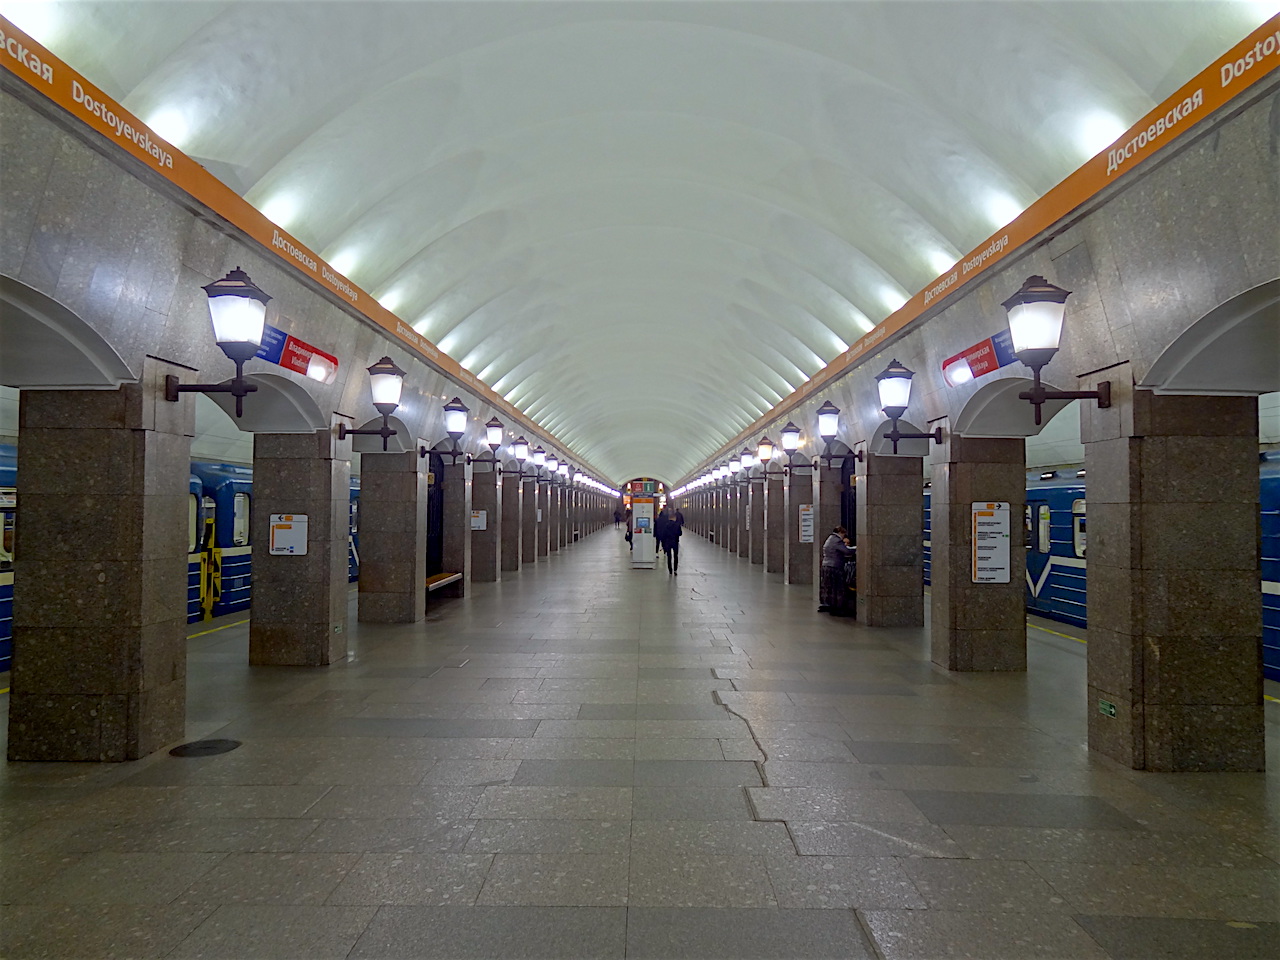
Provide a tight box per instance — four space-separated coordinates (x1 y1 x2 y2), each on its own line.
1 531 1278 959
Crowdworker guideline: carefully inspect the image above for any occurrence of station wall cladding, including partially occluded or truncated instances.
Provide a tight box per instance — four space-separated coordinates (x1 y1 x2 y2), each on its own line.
0 81 608 478
691 72 1280 467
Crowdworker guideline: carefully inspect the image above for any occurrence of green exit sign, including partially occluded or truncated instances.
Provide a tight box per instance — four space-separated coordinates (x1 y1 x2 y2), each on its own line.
1098 699 1117 718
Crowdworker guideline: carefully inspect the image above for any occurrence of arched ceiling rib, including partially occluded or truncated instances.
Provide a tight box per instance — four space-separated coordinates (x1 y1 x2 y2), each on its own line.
8 0 1270 482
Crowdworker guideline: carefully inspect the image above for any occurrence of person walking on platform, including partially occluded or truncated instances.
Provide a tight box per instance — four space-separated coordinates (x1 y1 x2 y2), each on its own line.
819 525 854 613
656 506 682 574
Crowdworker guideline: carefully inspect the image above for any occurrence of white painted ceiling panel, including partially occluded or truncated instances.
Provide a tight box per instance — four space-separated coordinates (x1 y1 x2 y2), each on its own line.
5 0 1272 482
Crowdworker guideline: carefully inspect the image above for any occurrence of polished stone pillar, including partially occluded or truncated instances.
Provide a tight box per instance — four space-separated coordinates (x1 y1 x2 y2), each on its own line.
523 477 538 562
1082 388 1263 771
784 462 815 586
441 459 470 594
765 469 785 573
748 473 765 564
358 449 429 623
503 463 522 572
737 482 750 558
251 430 352 661
536 478 550 558
726 485 739 554
9 361 191 761
471 458 501 582
855 451 924 627
548 483 561 554
930 436 1025 669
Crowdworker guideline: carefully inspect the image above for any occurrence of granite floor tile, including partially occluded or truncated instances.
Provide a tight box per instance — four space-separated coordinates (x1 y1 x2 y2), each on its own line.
847 740 969 766
419 759 521 786
634 738 726 760
325 853 491 905
636 719 752 739
299 818 475 854
633 760 763 787
465 819 631 855
905 790 1145 830
470 786 633 820
505 738 636 760
1030 861 1230 917
166 904 377 959
23 851 225 905
348 905 627 959
510 759 636 786
748 785 930 823
632 786 753 820
764 854 927 909
625 906 875 958
628 851 775 907
177 852 360 905
788 820 966 858
756 739 857 762
0 903 217 960
532 719 637 738
861 909 1111 959
304 785 484 820
299 757 437 786
1073 915 1280 960
759 760 888 788
900 858 1071 913
630 820 796 856
52 786 332 822
477 853 629 905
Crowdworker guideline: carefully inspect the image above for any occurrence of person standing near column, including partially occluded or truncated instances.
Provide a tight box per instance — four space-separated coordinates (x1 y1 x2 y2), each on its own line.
819 526 854 613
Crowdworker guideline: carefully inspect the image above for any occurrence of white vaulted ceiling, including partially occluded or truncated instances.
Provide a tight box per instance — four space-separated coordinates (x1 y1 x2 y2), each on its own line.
6 1 1272 483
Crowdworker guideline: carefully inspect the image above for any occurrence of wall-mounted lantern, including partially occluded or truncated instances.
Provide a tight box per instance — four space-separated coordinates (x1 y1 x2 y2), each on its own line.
1004 276 1111 425
338 356 406 451
165 267 270 417
874 359 943 455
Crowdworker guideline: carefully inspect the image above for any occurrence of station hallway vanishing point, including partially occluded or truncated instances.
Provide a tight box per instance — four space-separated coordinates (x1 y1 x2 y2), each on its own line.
2 530 1278 960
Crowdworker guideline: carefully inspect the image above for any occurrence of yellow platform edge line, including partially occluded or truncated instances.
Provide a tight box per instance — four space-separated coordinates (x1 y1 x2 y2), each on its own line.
187 618 250 639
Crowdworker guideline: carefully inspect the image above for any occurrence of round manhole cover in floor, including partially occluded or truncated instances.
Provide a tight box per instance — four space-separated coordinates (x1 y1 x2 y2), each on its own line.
169 739 242 758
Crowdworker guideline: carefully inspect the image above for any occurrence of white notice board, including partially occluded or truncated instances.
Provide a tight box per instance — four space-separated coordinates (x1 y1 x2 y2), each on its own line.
971 502 1010 583
269 514 308 555
798 504 815 543
471 509 487 531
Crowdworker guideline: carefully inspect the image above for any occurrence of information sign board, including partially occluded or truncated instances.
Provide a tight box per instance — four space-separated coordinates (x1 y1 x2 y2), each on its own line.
798 504 815 543
971 502 1010 583
269 514 308 555
470 510 487 531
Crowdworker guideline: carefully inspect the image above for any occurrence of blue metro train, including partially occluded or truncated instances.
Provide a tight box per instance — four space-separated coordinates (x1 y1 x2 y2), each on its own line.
0 445 361 673
923 451 1280 682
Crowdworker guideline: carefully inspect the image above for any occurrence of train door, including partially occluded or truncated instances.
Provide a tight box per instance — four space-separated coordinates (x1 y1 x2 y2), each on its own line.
348 490 360 582
0 486 15 672
199 495 217 619
426 452 445 576
839 454 856 536
1025 500 1051 600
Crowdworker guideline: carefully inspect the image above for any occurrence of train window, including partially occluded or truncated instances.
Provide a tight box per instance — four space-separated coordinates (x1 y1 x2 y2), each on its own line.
1072 499 1086 558
232 493 250 546
1037 504 1051 554
1 489 14 570
187 494 199 554
350 500 359 534
1024 505 1034 549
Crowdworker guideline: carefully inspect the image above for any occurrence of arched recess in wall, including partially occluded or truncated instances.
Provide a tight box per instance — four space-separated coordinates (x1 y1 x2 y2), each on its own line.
0 276 135 388
348 416 413 454
203 372 328 434
1142 278 1280 396
952 375 1074 439
866 421 932 458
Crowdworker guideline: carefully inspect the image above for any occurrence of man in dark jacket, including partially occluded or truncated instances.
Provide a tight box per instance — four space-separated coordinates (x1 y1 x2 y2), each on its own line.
656 507 682 575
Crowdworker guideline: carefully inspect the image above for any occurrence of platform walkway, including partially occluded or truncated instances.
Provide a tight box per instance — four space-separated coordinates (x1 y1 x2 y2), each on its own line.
1 529 1278 959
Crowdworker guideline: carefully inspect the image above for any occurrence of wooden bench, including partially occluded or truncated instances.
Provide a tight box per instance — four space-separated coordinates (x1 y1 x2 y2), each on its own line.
425 571 463 609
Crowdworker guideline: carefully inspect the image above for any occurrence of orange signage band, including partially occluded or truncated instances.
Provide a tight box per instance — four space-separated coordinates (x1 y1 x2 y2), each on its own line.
0 17 600 472
699 14 1280 474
